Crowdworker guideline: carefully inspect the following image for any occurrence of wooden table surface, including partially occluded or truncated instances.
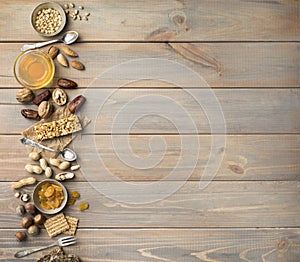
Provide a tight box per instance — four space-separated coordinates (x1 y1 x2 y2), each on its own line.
0 0 300 261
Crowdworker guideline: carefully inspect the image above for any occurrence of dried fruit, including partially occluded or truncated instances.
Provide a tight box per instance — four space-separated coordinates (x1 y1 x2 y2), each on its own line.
29 152 41 161
21 109 39 120
38 101 53 119
68 95 86 113
71 60 85 70
34 214 45 225
67 197 76 205
48 45 59 59
71 191 80 198
52 88 67 106
16 88 35 103
38 182 65 210
15 231 27 241
57 53 69 67
61 45 78 57
27 224 40 235
16 205 25 216
79 202 89 211
57 78 78 88
25 203 36 215
21 216 33 228
33 90 52 105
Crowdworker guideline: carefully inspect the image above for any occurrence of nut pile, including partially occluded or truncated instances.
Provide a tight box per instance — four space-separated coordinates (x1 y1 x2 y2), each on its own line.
34 8 63 35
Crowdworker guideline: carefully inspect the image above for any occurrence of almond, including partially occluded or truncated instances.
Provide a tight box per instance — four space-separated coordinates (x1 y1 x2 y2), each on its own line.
57 53 69 67
48 45 59 59
71 60 85 70
61 46 78 57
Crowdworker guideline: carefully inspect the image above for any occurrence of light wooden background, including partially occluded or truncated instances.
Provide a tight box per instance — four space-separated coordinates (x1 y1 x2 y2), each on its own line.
0 0 299 261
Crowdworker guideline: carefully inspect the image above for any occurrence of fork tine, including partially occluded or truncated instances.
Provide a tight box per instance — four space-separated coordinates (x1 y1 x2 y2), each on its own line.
61 240 76 247
60 236 76 241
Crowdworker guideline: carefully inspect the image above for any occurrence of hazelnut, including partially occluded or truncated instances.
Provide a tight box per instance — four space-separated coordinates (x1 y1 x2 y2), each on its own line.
38 101 53 119
27 225 40 235
34 214 45 225
25 203 36 215
21 216 33 228
16 205 25 216
16 88 35 103
15 231 27 242
20 193 30 202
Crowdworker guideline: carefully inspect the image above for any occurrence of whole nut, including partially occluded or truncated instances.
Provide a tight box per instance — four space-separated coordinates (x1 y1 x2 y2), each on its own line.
34 214 45 225
33 90 52 105
38 101 53 119
15 231 27 242
29 152 41 161
39 158 48 170
68 95 86 113
21 216 33 228
57 53 69 67
20 193 30 203
16 205 25 216
57 78 77 88
48 45 59 59
25 203 36 215
21 109 39 120
61 45 78 57
52 88 67 106
16 88 35 103
45 167 52 178
71 60 85 70
27 224 40 235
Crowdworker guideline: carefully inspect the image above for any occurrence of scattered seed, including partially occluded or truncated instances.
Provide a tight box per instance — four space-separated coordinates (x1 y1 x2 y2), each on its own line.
65 9 69 14
83 16 88 21
85 12 90 16
67 197 76 205
79 6 84 10
77 15 81 20
74 10 79 15
70 3 75 8
64 4 69 9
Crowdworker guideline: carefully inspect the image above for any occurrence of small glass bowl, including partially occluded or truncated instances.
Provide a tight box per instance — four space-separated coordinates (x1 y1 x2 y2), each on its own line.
13 49 55 90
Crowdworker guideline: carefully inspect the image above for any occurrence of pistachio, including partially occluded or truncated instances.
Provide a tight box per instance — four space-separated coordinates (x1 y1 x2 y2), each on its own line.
52 88 67 106
38 101 53 119
16 88 35 103
71 60 85 70
57 53 69 67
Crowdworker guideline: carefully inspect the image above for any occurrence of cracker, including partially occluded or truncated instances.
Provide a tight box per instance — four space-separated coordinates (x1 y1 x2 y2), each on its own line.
44 213 69 238
64 216 79 236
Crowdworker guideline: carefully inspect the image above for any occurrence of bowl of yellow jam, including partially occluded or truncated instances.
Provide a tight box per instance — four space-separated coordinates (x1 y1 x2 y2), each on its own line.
13 49 55 90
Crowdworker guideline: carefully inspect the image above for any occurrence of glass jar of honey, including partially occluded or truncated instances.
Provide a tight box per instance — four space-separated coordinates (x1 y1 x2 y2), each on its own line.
13 49 55 90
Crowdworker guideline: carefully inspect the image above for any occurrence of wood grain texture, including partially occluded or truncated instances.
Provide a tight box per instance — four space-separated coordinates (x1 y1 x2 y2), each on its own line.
1 228 300 261
1 43 299 88
1 181 299 228
0 0 299 42
1 89 299 134
0 135 299 182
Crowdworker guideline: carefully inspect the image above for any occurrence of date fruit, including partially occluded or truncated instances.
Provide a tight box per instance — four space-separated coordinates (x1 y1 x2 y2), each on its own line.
57 78 77 89
33 90 52 105
68 95 86 113
21 109 39 119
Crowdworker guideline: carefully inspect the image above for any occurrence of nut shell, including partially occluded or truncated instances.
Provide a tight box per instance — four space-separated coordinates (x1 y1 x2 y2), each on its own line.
25 203 36 215
52 88 67 106
16 205 25 216
16 88 35 103
27 224 40 235
34 214 45 225
15 231 27 241
38 101 53 119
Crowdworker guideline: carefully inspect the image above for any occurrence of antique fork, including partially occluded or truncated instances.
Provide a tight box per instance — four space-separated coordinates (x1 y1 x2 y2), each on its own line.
14 236 76 258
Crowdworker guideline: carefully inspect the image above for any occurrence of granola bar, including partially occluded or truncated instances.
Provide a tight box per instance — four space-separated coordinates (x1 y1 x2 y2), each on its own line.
34 115 82 141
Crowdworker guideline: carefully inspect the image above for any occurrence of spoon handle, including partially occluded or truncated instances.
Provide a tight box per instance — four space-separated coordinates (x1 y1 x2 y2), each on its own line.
20 138 59 153
21 39 59 52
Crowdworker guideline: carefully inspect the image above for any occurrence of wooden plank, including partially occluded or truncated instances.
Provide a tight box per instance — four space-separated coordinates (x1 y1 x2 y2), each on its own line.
1 181 299 228
0 134 299 182
1 43 299 88
1 228 300 261
0 0 299 42
1 89 299 134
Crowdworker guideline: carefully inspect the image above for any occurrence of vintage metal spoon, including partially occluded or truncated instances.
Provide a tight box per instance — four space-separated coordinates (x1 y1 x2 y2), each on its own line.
20 31 79 52
20 137 77 162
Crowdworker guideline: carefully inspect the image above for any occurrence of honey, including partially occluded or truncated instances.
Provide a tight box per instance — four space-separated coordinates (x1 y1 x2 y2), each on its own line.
14 50 55 89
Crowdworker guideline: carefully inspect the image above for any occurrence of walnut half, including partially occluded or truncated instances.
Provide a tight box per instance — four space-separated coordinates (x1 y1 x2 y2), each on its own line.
52 88 67 106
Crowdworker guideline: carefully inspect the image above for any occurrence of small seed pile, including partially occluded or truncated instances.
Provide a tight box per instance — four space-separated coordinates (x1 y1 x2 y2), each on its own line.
64 3 90 21
35 8 62 35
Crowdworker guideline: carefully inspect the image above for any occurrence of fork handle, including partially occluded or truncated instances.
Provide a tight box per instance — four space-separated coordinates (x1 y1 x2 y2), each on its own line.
14 243 57 258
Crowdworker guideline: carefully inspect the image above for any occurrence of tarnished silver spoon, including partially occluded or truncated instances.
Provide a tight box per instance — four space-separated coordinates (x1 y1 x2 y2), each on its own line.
21 31 79 52
20 137 77 162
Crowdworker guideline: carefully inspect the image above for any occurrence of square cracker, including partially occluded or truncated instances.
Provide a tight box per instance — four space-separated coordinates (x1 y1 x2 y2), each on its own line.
44 213 69 238
64 216 79 236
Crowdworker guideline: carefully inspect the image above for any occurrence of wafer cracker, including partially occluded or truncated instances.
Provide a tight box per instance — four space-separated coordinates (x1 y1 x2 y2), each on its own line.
64 216 79 236
44 213 69 237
